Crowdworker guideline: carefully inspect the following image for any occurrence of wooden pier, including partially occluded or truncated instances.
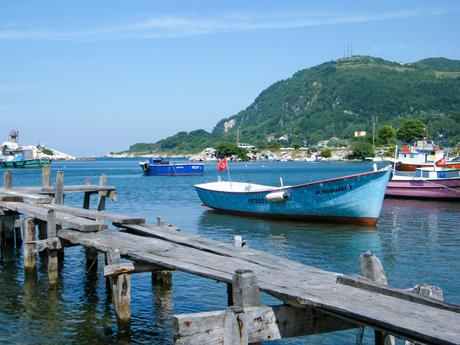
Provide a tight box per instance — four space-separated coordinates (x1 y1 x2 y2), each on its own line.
1 167 459 345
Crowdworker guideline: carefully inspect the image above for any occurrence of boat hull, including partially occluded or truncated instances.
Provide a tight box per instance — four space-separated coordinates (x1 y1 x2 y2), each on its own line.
396 162 460 171
1 158 51 169
386 179 460 200
142 163 204 176
195 169 391 225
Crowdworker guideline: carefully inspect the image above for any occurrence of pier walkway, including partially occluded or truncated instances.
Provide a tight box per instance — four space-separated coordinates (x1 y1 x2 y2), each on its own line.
1 167 459 345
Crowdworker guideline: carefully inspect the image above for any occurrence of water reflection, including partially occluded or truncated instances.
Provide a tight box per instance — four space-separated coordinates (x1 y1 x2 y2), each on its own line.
197 210 384 274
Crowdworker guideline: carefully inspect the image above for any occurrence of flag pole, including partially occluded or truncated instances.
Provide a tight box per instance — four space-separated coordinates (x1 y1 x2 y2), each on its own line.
226 157 232 190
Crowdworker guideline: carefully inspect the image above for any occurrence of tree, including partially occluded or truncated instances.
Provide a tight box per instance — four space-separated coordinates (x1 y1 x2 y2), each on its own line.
319 148 332 158
215 142 248 161
396 120 427 142
348 142 374 159
377 124 396 145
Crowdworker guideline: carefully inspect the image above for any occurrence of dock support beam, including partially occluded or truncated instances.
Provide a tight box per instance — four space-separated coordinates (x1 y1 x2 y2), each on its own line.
360 251 394 345
98 174 107 212
226 269 260 345
23 217 36 270
55 171 64 205
3 170 12 189
106 248 131 333
0 213 17 262
42 166 51 187
47 210 59 286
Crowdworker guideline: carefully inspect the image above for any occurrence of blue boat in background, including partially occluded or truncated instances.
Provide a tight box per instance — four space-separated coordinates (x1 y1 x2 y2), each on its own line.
139 158 204 176
195 166 391 225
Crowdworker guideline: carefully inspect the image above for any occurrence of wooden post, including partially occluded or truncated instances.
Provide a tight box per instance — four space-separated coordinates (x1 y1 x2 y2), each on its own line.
1 214 15 247
360 251 394 345
3 170 12 188
97 174 107 211
23 217 36 270
85 247 99 272
152 270 173 287
83 179 91 209
55 171 64 205
106 248 131 332
228 235 244 306
82 180 98 267
47 210 59 286
14 218 22 246
41 166 51 187
223 306 248 345
1 214 16 262
224 269 259 345
232 269 260 308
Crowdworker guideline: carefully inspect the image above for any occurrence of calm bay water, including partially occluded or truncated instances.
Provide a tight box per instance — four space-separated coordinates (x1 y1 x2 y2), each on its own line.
1 159 459 344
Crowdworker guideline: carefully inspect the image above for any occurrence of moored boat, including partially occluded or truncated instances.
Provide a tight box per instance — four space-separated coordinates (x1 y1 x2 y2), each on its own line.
139 158 204 176
1 130 52 169
195 167 391 225
386 167 460 200
392 140 460 171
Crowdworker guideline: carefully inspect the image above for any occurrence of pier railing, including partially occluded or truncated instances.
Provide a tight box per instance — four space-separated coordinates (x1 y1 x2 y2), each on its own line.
0 167 459 345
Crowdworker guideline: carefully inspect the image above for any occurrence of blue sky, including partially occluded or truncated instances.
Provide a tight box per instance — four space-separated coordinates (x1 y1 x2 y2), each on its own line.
1 0 459 155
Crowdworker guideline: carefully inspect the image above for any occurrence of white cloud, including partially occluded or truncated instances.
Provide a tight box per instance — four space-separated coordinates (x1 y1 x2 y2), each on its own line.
0 84 29 92
0 7 453 41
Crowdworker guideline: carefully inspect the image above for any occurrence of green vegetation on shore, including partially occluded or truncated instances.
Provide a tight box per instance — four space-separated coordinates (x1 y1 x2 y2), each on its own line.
125 56 460 154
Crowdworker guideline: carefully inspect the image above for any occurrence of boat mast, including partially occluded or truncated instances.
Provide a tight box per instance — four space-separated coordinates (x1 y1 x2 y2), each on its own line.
372 115 375 152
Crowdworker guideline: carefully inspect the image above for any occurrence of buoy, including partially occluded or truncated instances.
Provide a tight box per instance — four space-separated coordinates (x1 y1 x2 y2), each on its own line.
265 191 290 202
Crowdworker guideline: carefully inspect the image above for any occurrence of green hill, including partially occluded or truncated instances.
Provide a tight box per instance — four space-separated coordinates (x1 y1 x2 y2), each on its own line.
127 56 460 154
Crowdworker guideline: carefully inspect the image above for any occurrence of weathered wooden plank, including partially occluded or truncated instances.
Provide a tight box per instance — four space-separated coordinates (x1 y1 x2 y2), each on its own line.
0 188 52 204
405 284 444 345
132 262 165 273
121 223 336 283
42 204 145 225
224 307 248 345
104 262 135 276
174 304 357 344
0 202 107 232
337 275 460 313
57 229 460 345
33 237 62 252
359 251 393 345
17 184 117 195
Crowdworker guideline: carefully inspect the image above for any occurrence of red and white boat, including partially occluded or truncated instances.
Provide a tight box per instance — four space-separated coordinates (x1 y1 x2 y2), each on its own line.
392 140 460 171
386 167 460 200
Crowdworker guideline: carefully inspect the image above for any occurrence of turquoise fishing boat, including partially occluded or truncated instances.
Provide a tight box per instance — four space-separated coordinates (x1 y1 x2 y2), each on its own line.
195 167 391 225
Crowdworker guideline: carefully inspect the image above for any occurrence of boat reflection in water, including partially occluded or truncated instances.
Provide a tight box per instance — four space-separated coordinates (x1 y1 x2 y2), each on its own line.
196 210 384 271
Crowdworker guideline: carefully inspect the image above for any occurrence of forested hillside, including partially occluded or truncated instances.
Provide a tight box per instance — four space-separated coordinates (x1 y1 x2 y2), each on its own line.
127 56 460 153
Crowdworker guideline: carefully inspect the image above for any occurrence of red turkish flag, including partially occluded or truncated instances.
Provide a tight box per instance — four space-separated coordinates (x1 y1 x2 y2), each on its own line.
217 157 228 171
